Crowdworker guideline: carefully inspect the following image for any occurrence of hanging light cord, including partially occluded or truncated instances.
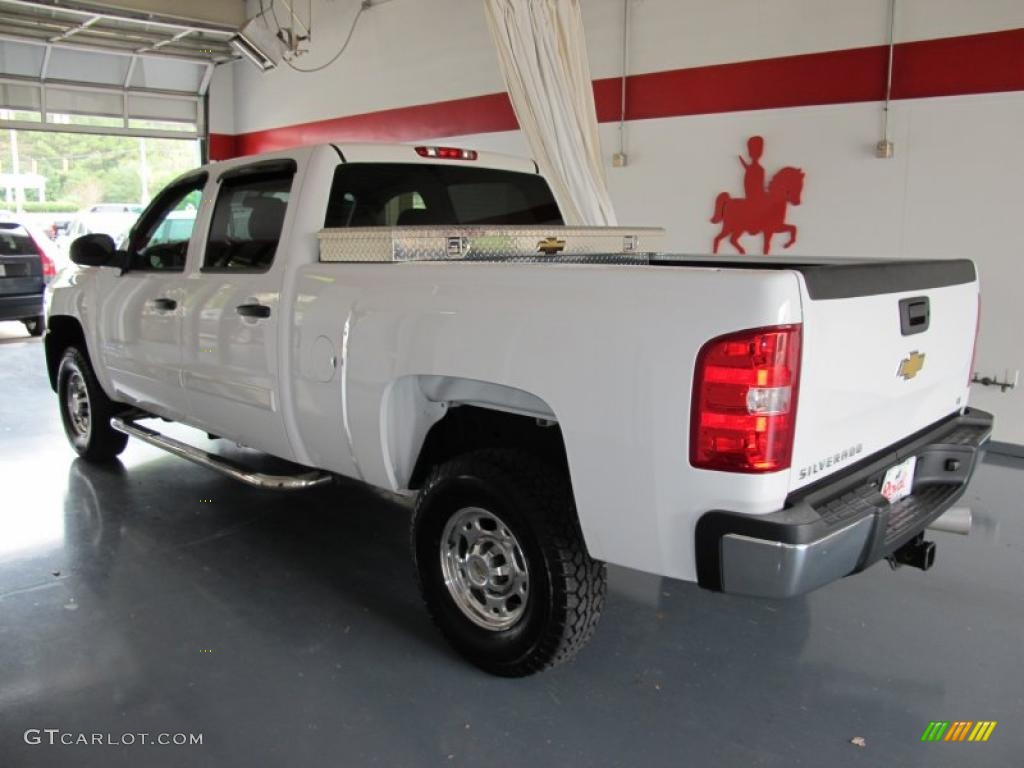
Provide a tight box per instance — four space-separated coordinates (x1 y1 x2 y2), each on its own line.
258 0 394 74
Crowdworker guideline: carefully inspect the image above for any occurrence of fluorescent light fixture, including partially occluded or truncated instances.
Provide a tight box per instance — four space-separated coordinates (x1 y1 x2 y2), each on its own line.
231 16 283 71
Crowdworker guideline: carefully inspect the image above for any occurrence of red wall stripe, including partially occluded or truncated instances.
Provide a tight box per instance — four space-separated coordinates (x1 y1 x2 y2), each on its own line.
893 28 1024 99
210 28 1024 160
207 132 239 160
600 45 889 122
232 92 517 157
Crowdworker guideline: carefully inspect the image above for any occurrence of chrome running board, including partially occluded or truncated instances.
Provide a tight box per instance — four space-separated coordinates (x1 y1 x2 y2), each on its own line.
111 412 332 491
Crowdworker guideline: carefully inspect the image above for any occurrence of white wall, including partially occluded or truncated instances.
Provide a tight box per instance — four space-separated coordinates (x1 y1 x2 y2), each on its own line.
228 0 508 133
220 0 1024 132
452 92 1024 442
211 0 1024 442
209 63 235 135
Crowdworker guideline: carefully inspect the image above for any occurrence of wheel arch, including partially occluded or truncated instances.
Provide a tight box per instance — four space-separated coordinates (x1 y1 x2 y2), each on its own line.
44 315 88 392
379 375 569 492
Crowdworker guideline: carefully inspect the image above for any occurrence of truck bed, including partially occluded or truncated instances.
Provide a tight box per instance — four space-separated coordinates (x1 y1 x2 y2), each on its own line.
314 225 979 498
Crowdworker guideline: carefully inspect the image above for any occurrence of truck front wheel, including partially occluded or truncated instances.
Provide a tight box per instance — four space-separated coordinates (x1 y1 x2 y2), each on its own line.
57 346 128 461
412 450 606 676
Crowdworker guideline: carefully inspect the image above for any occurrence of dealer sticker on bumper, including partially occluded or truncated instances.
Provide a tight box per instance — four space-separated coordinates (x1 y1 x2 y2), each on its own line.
881 456 917 503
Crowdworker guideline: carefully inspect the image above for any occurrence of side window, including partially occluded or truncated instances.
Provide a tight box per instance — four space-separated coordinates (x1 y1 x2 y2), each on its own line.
127 177 205 272
203 170 294 272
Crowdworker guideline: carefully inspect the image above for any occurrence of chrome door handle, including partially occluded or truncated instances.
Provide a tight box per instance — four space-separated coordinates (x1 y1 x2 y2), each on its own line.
236 303 271 319
151 297 177 311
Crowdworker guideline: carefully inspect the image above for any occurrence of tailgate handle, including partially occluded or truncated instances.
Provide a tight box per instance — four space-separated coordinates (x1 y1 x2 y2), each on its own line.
899 297 929 336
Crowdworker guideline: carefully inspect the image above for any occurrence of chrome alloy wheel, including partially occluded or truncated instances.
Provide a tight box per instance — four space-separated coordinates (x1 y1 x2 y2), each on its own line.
440 506 529 630
66 370 91 438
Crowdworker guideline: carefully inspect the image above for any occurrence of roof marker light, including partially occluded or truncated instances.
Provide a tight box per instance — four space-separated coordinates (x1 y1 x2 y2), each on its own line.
415 146 478 161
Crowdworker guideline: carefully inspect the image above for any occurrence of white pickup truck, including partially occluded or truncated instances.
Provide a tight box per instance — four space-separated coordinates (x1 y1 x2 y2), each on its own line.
44 143 992 676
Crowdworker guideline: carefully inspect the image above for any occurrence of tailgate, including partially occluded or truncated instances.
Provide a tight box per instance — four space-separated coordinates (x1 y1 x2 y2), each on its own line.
790 259 978 492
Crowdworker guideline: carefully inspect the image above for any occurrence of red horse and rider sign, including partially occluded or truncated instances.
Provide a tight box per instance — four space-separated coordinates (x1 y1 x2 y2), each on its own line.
711 136 805 255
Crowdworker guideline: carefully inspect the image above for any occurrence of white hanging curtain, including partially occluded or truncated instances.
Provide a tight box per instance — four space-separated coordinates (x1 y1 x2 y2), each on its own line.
484 0 617 226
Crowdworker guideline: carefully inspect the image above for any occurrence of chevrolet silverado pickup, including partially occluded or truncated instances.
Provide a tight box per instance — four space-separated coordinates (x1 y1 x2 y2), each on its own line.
44 143 992 676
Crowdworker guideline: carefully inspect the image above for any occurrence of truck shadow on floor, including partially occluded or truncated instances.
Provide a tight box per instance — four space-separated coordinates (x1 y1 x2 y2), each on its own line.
59 454 950 706
45 457 965 765
57 453 837 670
61 455 440 651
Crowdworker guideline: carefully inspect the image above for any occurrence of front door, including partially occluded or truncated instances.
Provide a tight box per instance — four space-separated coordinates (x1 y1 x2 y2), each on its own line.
178 159 297 459
96 173 206 419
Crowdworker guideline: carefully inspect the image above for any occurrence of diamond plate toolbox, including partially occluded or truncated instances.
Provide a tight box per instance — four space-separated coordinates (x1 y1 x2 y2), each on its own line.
317 226 666 264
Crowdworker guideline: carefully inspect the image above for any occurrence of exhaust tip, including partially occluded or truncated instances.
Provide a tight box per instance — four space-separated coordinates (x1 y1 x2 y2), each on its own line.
928 506 972 536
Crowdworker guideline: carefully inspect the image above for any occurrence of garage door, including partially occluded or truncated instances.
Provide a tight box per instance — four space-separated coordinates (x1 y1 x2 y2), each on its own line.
0 0 241 141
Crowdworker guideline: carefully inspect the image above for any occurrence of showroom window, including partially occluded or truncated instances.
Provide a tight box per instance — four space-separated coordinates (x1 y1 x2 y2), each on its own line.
324 163 563 227
126 175 206 272
203 165 296 272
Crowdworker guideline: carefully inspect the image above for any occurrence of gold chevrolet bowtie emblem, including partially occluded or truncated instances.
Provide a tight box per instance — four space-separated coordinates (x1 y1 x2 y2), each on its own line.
898 351 926 380
537 237 566 255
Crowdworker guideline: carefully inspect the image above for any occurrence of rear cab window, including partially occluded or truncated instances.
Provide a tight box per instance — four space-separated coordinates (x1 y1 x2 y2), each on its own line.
324 164 563 228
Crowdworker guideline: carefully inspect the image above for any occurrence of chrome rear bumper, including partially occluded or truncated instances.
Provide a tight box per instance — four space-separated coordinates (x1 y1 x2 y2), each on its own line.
695 408 993 598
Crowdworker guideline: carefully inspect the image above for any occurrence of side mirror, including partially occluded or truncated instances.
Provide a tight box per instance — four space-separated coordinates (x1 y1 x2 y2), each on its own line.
70 234 119 267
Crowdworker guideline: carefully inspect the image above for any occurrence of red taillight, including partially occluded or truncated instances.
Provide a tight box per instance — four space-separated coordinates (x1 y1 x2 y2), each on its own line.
415 146 478 161
30 234 57 278
691 324 802 473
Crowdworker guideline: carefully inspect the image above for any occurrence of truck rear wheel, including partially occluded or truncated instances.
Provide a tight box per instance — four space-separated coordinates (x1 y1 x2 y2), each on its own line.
57 346 128 461
412 450 606 676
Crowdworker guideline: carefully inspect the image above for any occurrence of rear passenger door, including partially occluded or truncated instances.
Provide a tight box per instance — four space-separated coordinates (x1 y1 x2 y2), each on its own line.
178 159 297 459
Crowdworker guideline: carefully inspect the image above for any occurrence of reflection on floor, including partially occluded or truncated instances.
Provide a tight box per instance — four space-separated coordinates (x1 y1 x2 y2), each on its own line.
0 330 1021 767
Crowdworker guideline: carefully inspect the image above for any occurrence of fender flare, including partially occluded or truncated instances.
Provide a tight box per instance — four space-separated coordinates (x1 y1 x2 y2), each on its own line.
379 375 558 490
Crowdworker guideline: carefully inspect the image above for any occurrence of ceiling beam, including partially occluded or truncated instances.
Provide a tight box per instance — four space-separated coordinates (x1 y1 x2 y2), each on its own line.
0 0 240 35
73 0 245 29
135 28 193 54
48 14 101 43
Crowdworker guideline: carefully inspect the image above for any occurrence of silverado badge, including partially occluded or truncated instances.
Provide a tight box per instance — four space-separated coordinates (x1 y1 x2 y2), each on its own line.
897 351 926 380
537 237 566 255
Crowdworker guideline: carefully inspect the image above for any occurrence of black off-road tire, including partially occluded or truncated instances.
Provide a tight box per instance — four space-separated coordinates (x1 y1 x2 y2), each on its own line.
412 449 606 676
23 315 45 337
57 346 129 461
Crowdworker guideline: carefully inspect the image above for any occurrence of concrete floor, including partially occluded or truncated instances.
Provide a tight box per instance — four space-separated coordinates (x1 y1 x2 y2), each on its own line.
0 319 1021 768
